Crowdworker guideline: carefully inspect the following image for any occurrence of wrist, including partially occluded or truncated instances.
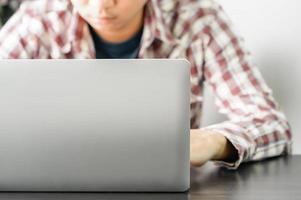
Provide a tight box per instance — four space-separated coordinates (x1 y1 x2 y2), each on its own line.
209 131 238 162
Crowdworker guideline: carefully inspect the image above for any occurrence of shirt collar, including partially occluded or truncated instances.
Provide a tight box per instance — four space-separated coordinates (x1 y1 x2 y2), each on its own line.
67 5 96 58
139 0 177 54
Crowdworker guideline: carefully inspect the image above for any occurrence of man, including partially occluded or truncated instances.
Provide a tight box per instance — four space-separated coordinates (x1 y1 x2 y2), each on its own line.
0 0 292 169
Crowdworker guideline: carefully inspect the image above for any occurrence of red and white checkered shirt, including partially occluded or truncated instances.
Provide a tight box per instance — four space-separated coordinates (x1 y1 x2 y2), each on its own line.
0 0 292 169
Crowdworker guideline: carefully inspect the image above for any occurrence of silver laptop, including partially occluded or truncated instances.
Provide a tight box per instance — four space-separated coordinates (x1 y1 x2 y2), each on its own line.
0 59 190 192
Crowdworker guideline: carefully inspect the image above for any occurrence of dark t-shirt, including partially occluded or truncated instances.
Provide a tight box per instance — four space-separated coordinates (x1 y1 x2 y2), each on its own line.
89 25 143 59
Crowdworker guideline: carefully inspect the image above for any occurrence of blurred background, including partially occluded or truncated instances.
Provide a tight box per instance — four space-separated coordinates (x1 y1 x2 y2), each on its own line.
0 0 20 26
0 0 300 154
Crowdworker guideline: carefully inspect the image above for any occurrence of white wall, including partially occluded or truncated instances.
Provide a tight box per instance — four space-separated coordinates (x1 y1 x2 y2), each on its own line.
201 0 301 154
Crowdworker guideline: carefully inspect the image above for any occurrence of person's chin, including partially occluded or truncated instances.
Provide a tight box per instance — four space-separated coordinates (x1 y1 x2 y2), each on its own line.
90 24 115 32
90 16 117 25
90 21 120 32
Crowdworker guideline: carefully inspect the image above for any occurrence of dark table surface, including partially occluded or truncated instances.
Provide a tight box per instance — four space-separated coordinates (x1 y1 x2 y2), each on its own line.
0 155 300 200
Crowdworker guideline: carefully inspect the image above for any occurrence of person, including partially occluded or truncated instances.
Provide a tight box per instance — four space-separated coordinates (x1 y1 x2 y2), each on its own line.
0 0 292 169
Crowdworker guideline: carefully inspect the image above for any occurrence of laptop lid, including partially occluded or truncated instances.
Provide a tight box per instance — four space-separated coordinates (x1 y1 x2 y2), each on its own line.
0 59 190 192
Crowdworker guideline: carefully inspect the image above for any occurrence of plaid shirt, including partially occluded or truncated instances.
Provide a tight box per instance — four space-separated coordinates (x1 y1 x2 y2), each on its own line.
0 0 292 169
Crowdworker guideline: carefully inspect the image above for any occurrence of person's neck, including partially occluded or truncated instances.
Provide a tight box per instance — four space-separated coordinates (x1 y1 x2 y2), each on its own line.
94 10 144 44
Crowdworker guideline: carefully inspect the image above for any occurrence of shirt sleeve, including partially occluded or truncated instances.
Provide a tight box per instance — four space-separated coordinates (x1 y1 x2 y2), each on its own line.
198 3 292 169
0 3 41 59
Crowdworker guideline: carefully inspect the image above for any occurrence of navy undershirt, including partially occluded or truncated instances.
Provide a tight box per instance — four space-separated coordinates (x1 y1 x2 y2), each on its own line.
89 25 143 59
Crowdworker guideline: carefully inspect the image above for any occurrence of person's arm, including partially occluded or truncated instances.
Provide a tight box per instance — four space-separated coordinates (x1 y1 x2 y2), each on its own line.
0 2 41 59
190 2 292 169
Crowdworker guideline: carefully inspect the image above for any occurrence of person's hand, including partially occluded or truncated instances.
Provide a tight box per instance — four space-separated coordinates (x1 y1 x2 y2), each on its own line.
190 129 238 167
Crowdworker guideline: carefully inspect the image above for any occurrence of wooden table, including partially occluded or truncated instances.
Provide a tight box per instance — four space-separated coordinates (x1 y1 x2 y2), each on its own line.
0 155 300 200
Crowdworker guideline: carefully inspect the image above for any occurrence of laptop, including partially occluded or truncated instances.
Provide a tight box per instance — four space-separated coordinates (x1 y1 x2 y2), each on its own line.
0 59 190 192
